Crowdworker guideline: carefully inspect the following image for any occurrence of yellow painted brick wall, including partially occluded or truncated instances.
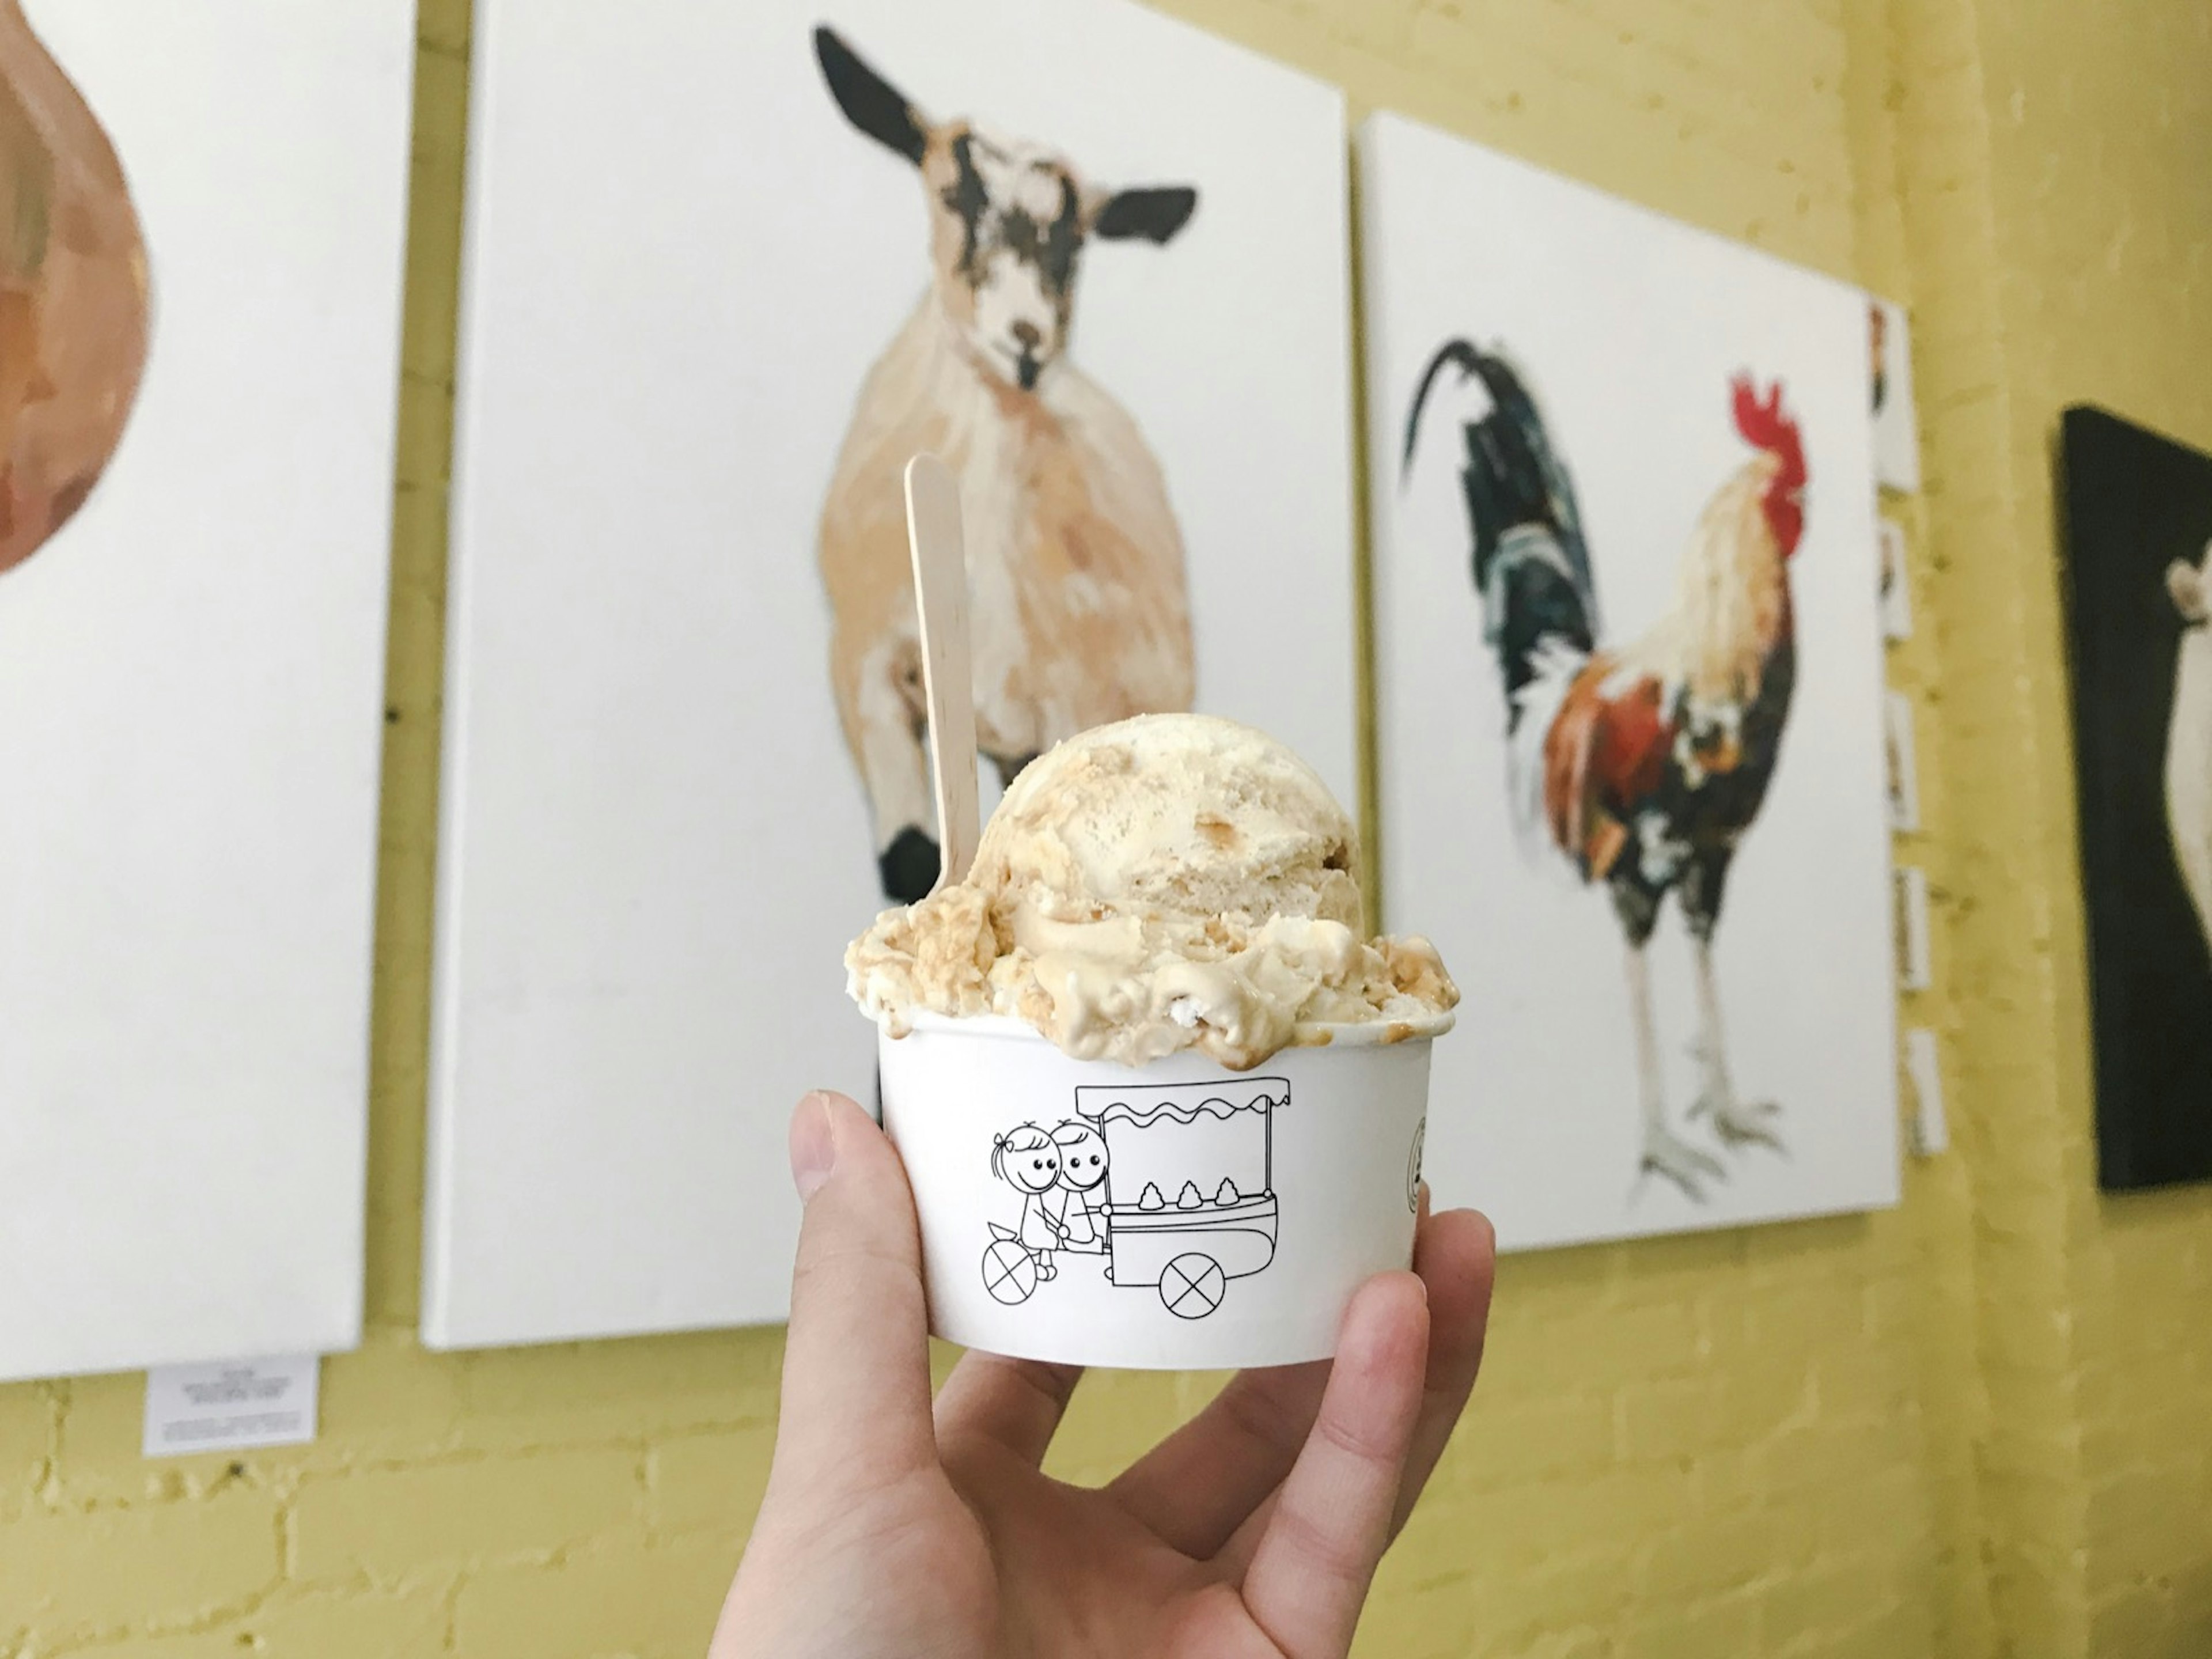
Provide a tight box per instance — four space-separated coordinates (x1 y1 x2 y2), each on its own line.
0 1 2205 1655
1898 0 2212 1652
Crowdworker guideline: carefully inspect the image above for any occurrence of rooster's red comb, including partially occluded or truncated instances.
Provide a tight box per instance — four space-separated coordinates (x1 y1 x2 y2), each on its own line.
1730 374 1806 493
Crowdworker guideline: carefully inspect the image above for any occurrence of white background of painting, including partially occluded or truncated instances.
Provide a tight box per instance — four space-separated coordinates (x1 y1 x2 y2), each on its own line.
430 0 1354 1347
1361 112 1899 1253
0 1 414 1381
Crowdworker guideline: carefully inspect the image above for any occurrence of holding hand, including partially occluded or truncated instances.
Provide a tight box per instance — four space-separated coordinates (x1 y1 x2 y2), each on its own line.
710 1091 1497 1659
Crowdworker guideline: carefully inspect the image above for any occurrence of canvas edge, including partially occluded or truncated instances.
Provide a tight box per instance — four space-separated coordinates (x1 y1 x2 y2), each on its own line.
322 0 427 1365
416 0 511 1353
1351 110 1410 935
2052 402 2142 1191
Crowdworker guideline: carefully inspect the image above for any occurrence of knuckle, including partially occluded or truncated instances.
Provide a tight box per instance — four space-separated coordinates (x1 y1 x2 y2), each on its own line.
790 1233 918 1301
1218 1378 1310 1464
1267 1497 1373 1590
1312 1402 1408 1469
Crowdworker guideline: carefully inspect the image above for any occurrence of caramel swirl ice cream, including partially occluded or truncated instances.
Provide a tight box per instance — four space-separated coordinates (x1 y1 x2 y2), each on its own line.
847 714 1457 1070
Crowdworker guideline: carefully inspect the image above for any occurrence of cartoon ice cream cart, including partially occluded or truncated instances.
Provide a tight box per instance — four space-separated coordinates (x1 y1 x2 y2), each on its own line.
1075 1076 1288 1320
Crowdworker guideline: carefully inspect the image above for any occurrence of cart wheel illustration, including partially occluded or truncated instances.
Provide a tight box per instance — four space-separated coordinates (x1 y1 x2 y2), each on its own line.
1159 1253 1227 1320
982 1229 1038 1305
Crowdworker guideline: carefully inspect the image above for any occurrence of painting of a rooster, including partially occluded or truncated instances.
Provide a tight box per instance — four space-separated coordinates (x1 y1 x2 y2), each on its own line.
1404 346 1805 1200
1357 109 1896 1249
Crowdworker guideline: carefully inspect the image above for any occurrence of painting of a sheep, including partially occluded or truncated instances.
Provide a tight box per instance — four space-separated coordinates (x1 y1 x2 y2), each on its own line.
814 25 1200 902
2058 404 2212 1192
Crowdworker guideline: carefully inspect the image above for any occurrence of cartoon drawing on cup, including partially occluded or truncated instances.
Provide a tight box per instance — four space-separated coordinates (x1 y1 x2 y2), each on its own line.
983 1122 1065 1303
979 1078 1289 1320
1407 1121 1425 1214
1050 1119 1111 1254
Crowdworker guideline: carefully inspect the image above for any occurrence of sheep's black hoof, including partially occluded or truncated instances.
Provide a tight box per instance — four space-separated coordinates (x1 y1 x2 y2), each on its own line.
879 825 941 904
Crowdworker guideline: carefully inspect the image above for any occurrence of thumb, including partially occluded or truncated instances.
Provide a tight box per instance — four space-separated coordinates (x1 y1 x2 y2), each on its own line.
764 1090 937 1505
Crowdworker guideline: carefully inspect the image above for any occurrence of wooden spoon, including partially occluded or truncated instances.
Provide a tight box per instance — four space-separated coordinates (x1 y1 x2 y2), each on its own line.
903 453 980 895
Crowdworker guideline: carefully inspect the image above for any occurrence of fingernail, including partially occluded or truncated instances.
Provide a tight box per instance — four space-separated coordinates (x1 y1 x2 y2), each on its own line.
790 1092 837 1202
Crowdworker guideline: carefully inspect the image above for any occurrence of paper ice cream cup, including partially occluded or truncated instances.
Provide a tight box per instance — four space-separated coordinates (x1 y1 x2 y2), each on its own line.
877 1012 1445 1370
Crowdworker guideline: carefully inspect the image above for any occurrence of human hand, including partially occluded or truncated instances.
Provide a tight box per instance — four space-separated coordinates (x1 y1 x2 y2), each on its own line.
709 1091 1496 1659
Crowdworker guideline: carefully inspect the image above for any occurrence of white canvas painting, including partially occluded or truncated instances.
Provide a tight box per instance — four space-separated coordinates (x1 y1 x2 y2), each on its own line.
430 0 1354 1347
1870 296 1919 491
0 0 414 1380
1361 112 1899 1252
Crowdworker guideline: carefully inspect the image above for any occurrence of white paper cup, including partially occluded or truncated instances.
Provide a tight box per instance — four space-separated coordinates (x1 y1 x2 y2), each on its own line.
877 1012 1445 1370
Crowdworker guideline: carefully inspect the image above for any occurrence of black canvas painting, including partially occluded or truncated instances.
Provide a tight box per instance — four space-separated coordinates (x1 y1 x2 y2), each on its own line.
2059 404 2212 1190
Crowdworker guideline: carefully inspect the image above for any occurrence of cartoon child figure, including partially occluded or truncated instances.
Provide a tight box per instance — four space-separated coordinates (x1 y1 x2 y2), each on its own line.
1050 1120 1111 1254
991 1122 1066 1281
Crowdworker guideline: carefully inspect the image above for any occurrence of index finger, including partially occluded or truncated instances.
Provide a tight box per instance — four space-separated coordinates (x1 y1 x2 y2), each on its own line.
764 1091 938 1506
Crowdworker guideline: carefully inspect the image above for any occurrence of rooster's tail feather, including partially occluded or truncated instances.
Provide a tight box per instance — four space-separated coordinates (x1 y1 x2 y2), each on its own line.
1402 340 1601 730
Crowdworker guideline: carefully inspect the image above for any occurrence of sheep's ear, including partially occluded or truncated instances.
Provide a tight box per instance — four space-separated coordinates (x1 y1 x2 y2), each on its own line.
1090 185 1198 245
2169 559 2209 623
814 26 928 165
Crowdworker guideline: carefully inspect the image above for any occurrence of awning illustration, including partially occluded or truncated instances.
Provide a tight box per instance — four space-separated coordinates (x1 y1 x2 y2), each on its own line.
1075 1078 1290 1128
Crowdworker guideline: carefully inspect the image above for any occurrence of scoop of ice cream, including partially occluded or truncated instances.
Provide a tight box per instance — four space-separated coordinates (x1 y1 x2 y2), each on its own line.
979 711 1366 938
845 713 1458 1069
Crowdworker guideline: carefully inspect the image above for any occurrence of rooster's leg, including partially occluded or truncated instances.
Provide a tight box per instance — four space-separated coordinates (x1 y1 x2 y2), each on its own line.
1624 939 1724 1201
1685 926 1786 1156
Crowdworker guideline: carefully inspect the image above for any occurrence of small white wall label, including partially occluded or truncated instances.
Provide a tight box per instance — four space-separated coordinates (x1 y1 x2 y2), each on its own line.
1879 517 1912 641
1903 1028 1948 1156
1894 866 1933 993
143 1354 319 1459
1886 691 1922 834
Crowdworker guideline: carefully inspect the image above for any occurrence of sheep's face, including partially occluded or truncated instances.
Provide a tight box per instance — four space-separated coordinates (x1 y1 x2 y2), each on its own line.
815 26 1198 397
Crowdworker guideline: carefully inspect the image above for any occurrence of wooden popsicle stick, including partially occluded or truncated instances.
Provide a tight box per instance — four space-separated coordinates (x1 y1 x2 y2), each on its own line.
903 453 981 894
